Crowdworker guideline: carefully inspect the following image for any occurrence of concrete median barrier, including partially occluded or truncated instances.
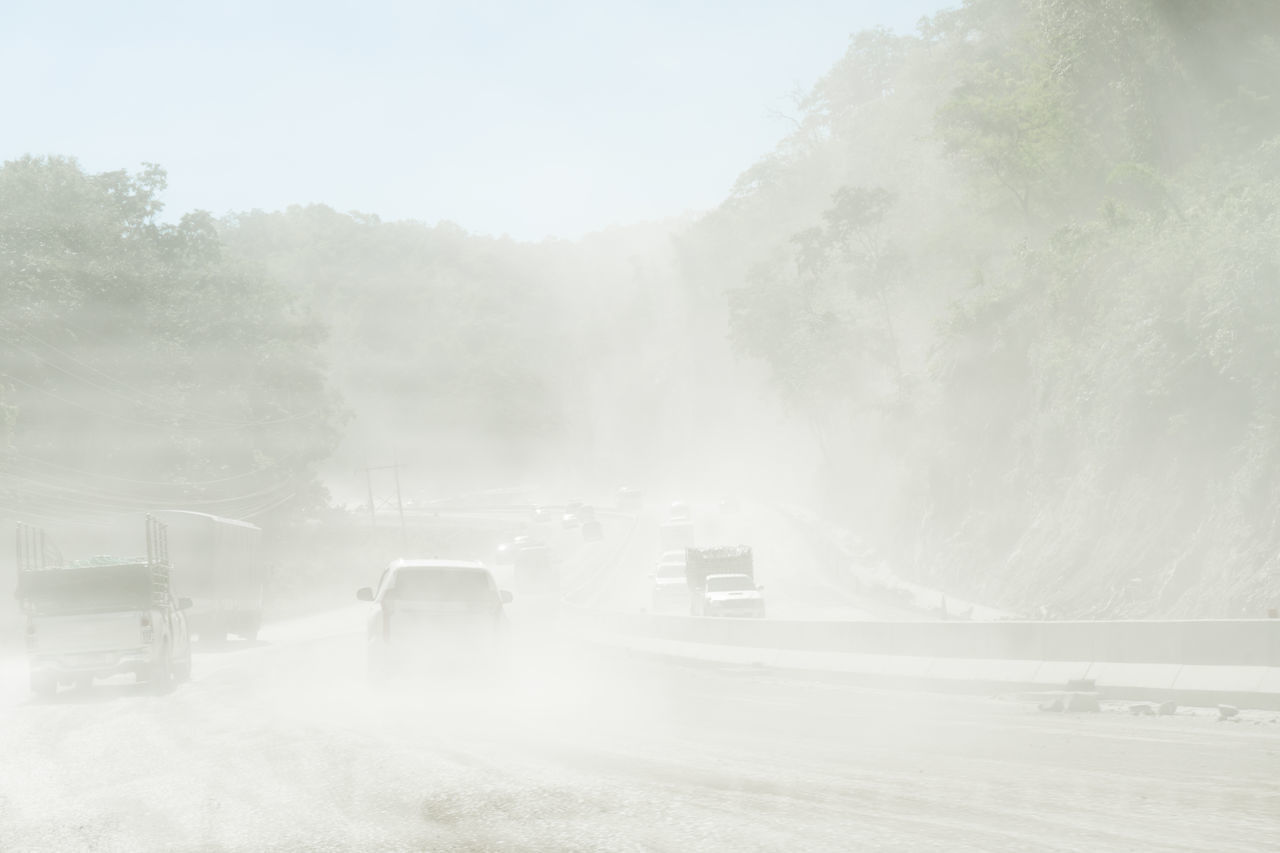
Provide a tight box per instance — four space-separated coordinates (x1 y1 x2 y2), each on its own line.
561 605 1280 709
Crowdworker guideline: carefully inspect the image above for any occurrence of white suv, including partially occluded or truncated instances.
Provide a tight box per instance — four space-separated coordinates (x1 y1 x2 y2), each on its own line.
357 559 513 679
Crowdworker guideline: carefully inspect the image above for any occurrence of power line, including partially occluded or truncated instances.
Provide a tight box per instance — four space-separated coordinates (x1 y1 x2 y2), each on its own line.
9 452 277 487
0 336 246 428
0 470 298 512
0 320 251 425
0 372 183 431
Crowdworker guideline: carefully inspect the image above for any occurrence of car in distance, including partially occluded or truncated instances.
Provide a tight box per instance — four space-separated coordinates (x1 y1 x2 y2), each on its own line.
357 559 513 679
649 559 689 612
701 572 765 618
581 519 604 542
495 533 535 564
616 486 643 512
562 500 586 528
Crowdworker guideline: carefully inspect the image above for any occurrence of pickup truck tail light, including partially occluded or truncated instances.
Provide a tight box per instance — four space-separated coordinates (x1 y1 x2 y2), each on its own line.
140 612 153 643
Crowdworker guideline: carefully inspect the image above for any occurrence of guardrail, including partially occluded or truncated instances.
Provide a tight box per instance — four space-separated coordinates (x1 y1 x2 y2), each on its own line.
562 607 1280 707
565 609 1280 667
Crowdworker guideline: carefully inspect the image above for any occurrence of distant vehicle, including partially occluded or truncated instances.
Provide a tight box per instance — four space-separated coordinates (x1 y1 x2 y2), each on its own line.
659 521 695 553
530 505 557 523
562 500 586 528
701 573 765 618
659 549 687 566
357 559 512 679
153 510 264 642
581 519 604 542
649 559 689 612
718 496 741 513
685 545 762 617
616 486 643 512
669 501 691 522
495 534 535 565
16 517 193 696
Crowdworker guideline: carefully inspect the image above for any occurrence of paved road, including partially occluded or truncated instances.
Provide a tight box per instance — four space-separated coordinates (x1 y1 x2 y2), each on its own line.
584 501 924 620
0 603 1275 853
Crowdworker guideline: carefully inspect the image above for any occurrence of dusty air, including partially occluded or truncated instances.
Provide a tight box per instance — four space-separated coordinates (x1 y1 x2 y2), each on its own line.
1 2 1278 851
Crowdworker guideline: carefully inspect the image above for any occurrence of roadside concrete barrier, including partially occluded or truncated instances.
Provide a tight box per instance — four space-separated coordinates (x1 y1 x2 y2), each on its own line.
561 606 1280 709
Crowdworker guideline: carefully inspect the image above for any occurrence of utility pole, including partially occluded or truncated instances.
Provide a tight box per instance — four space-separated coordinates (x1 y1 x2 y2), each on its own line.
364 460 409 550
364 463 376 530
392 453 407 550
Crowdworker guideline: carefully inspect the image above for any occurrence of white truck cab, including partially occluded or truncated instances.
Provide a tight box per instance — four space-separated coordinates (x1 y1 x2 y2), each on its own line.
700 572 766 618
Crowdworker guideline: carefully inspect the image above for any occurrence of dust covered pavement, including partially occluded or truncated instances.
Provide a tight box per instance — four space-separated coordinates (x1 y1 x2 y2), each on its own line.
0 604 1275 852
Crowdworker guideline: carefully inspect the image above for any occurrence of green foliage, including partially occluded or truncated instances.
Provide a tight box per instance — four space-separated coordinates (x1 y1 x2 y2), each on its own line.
0 157 342 524
713 0 1280 616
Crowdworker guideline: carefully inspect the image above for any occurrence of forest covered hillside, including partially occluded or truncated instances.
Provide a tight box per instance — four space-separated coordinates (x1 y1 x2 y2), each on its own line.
690 0 1280 617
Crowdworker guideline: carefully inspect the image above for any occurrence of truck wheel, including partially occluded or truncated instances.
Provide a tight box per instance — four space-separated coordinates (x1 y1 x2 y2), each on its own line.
146 648 174 693
30 674 57 698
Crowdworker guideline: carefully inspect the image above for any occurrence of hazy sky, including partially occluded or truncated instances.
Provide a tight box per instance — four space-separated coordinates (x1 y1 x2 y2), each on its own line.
3 1 950 240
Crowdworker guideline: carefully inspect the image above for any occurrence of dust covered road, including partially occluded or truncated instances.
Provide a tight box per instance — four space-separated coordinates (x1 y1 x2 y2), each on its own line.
0 604 1275 852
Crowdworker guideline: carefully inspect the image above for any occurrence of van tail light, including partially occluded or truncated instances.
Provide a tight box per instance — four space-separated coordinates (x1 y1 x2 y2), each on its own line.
25 622 36 651
140 612 153 643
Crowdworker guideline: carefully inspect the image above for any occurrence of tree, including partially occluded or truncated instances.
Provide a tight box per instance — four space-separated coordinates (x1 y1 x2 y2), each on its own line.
0 157 343 524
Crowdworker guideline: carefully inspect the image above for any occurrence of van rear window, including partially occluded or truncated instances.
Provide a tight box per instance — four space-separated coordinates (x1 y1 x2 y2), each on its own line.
389 569 494 605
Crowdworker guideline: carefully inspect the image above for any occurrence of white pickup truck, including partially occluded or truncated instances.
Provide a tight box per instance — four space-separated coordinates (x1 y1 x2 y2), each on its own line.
17 521 193 696
357 559 513 680
685 545 765 618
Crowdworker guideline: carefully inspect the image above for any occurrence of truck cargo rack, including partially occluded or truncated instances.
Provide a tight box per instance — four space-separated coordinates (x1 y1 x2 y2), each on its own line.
145 514 172 607
15 522 62 573
14 517 173 609
685 545 755 589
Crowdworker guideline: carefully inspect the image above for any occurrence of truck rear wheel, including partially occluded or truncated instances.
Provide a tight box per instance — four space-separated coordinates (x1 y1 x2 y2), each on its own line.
145 647 174 693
